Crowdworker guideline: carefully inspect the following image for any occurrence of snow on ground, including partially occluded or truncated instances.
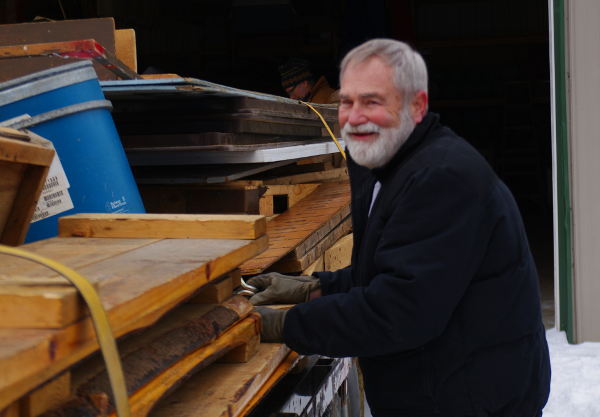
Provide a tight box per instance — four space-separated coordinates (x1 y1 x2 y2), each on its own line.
544 329 600 417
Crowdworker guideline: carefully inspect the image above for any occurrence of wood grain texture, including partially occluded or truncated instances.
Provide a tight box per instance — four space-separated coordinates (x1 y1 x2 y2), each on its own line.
240 182 350 275
188 270 241 304
237 350 301 416
149 342 290 417
324 233 354 271
269 218 352 273
0 236 268 410
124 315 261 417
114 29 136 72
61 297 252 415
58 214 266 239
20 372 70 417
0 136 54 246
0 238 158 328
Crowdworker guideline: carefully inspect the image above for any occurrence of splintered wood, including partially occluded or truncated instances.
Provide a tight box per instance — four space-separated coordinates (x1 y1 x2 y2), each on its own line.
240 181 350 275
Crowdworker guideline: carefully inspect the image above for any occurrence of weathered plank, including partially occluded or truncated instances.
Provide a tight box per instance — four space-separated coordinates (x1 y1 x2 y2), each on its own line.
149 342 290 417
269 217 352 273
0 135 54 246
44 297 253 416
0 235 268 410
240 182 350 275
58 214 266 239
188 270 241 304
126 315 261 417
0 238 159 328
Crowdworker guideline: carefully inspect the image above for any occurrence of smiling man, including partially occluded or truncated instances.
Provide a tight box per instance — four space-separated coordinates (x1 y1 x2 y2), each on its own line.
251 39 550 417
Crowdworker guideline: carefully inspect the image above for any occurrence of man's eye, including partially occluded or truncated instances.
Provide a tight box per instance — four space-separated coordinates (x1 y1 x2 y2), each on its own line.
367 100 380 106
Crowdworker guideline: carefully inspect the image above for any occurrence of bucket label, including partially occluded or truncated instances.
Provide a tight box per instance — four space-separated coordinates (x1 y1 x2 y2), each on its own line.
31 151 74 223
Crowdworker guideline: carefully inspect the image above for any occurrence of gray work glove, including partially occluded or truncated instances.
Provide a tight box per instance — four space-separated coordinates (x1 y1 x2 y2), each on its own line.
255 306 287 343
246 272 320 305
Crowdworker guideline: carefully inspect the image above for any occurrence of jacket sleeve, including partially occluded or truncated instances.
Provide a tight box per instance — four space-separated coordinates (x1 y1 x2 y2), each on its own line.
283 164 498 358
314 266 353 295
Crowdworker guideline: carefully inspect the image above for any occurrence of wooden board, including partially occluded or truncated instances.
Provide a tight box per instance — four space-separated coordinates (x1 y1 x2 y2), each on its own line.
19 372 70 417
0 235 268 409
269 218 352 273
115 29 137 73
240 181 350 275
127 315 261 417
324 233 354 271
0 18 117 82
237 350 301 416
0 135 54 246
139 186 265 215
43 297 253 416
149 342 290 417
188 270 241 304
58 214 266 239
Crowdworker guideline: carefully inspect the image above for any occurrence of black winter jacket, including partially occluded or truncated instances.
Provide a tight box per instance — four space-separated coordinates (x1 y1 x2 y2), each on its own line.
282 113 551 417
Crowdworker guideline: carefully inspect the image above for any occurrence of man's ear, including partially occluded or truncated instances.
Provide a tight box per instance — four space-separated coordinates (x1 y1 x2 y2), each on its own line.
410 91 428 123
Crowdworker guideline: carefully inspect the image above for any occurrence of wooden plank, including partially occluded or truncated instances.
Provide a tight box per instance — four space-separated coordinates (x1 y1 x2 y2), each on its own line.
115 29 137 73
270 217 352 273
0 39 139 80
302 256 324 276
58 214 266 239
0 238 159 328
0 18 117 82
237 350 301 416
139 186 265 215
53 297 253 416
240 182 350 275
20 372 70 417
1 164 50 246
0 135 54 246
260 167 349 185
126 315 261 417
0 235 268 409
0 402 19 417
324 233 354 271
0 136 55 167
188 270 241 304
149 342 290 417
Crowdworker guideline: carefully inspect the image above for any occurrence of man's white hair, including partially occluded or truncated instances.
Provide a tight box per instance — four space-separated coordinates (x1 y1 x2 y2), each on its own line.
340 38 428 102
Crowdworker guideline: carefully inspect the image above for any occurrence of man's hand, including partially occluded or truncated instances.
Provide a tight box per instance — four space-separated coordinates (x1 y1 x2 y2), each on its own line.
246 272 320 305
254 306 287 343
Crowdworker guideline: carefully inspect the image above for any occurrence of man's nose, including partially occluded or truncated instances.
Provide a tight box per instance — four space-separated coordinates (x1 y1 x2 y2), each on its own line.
347 105 368 125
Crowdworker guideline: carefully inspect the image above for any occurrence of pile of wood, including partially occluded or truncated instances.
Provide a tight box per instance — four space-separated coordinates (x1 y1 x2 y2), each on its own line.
0 214 299 417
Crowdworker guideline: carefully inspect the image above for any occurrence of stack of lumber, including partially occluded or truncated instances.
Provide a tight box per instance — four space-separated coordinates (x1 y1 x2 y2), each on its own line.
101 77 340 168
0 214 299 417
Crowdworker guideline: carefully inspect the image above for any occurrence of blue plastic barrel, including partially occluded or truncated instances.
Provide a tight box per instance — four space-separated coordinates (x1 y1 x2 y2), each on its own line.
0 61 145 243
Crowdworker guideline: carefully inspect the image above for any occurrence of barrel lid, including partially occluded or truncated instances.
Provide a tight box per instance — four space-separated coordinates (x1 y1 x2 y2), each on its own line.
0 61 98 107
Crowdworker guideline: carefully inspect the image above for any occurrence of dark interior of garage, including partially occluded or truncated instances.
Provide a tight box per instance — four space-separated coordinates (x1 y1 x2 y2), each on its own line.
1 0 555 326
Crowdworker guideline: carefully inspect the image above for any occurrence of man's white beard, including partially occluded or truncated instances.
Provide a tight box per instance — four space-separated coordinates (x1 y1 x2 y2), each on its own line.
342 109 416 169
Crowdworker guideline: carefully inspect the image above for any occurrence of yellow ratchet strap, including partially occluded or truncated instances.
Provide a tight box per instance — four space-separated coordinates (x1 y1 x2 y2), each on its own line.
0 244 130 417
301 101 346 160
